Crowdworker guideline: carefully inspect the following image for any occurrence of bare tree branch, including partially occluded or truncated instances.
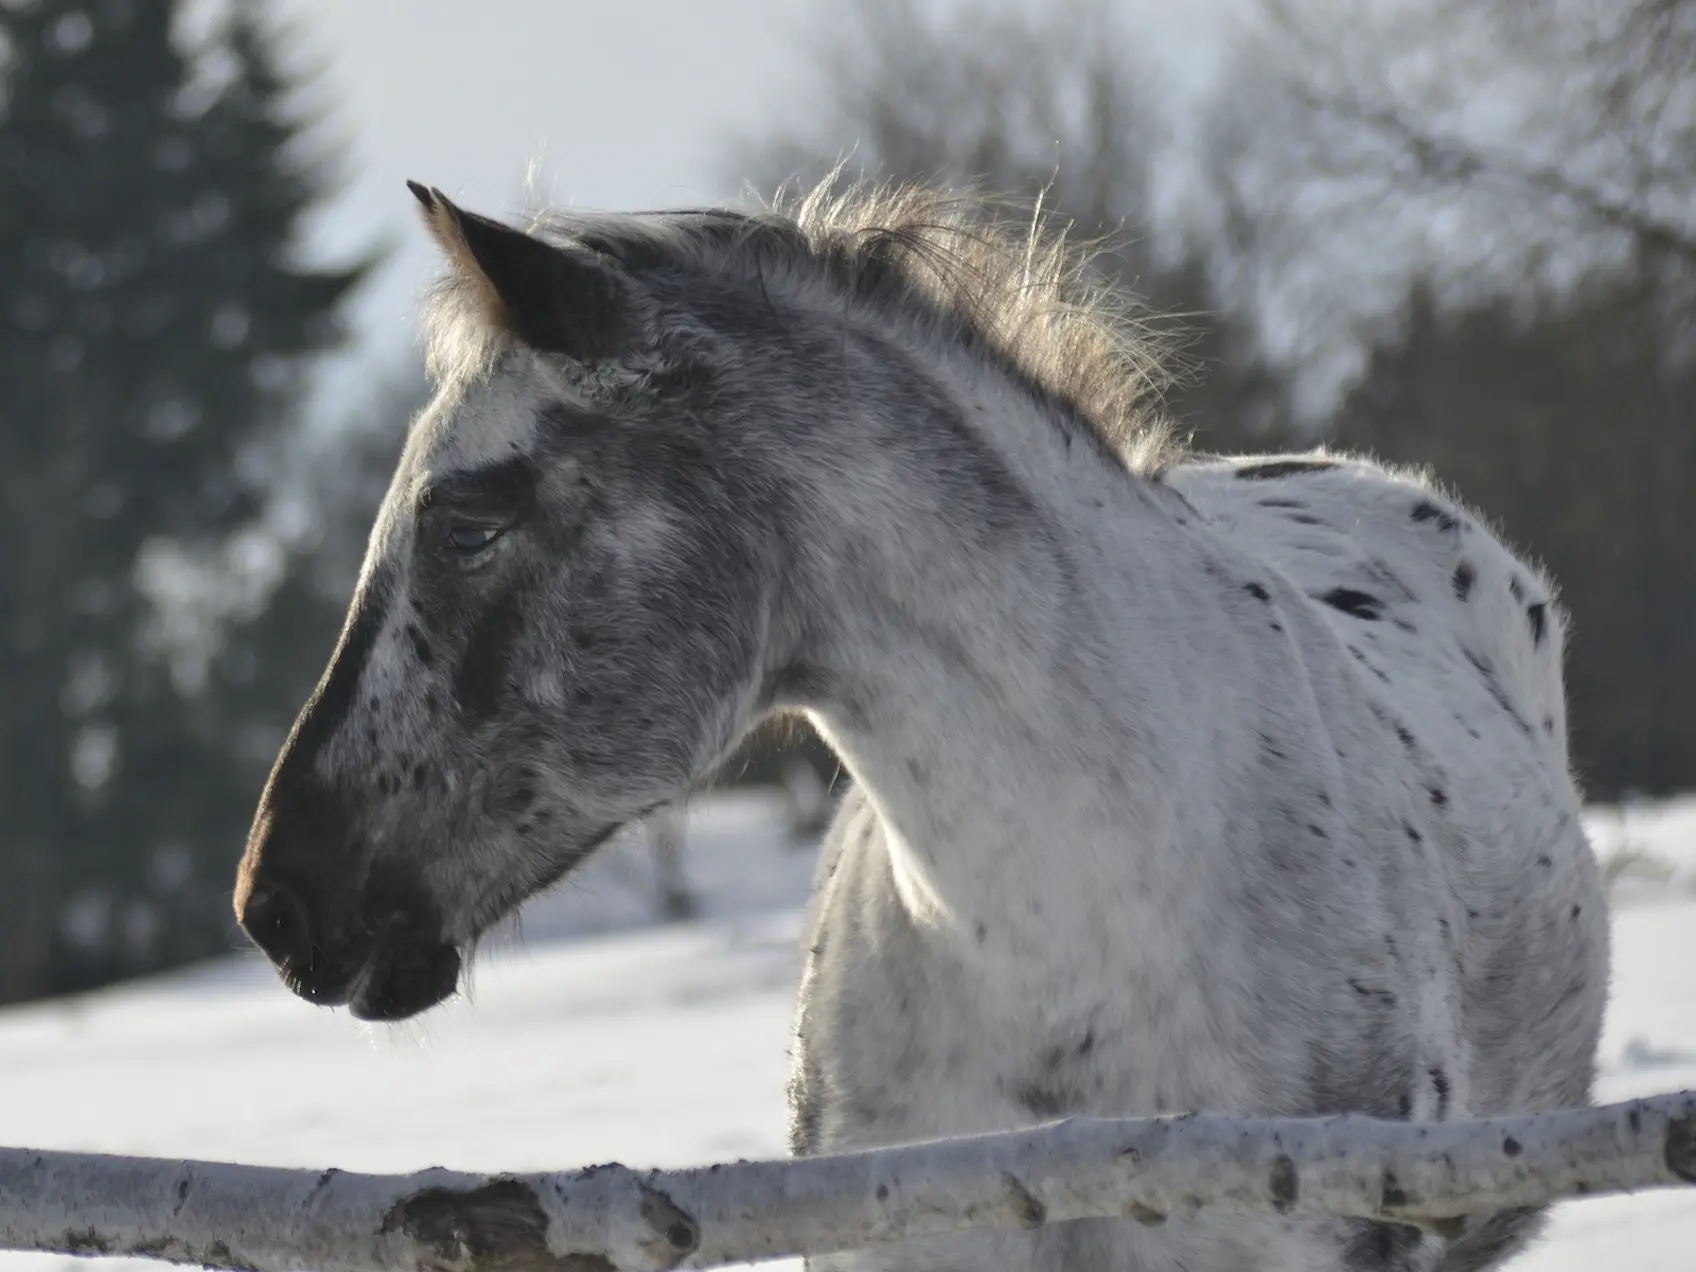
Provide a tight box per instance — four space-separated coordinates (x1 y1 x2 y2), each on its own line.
1258 0 1696 265
6 1091 1696 1272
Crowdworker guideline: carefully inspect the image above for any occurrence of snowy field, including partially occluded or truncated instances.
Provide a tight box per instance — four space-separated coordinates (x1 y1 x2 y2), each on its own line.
3 790 1696 1272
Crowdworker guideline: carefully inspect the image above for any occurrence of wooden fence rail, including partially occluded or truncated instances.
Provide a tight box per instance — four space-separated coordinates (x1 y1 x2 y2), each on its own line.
4 1091 1695 1272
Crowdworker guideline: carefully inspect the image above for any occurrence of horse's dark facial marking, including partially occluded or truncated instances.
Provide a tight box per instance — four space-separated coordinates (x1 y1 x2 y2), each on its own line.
417 454 541 520
452 585 529 726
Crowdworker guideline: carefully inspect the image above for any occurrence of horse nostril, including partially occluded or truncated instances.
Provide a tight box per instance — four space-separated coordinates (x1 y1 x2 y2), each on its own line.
240 882 313 967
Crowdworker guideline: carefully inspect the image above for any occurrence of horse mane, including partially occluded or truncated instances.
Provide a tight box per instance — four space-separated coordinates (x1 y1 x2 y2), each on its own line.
420 173 1182 475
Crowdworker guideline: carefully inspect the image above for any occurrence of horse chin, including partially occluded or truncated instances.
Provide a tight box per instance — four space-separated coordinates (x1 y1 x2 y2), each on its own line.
346 938 463 1022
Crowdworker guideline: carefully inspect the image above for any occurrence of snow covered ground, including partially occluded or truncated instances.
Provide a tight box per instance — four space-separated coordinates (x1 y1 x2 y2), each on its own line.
3 790 1696 1272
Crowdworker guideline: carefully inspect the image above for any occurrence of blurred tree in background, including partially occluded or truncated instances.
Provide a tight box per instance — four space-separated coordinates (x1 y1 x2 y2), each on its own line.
730 0 1696 799
0 0 391 1004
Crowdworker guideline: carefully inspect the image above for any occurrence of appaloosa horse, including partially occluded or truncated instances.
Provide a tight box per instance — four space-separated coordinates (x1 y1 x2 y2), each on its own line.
235 178 1608 1271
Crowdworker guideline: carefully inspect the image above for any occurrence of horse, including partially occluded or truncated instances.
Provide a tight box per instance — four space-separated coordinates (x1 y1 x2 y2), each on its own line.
234 176 1609 1272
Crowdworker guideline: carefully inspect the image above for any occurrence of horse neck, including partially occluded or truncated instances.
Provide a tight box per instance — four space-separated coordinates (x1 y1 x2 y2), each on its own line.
781 337 1196 986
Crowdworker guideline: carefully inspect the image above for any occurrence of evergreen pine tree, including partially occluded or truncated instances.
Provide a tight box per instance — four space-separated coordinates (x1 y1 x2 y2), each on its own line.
0 0 374 1001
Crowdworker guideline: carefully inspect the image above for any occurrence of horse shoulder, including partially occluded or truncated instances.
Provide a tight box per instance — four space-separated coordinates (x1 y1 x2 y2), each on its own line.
1169 454 1569 757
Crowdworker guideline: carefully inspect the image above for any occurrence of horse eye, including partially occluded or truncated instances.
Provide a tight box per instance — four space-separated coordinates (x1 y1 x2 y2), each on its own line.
444 523 504 553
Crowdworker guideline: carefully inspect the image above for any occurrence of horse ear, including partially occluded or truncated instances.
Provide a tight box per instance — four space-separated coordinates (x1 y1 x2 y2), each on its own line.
405 181 625 363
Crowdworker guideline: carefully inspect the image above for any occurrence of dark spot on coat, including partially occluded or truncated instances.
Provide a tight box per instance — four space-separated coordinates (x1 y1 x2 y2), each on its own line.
1429 787 1448 806
1394 724 1416 748
876 1183 889 1201
1430 1067 1450 1118
1318 588 1384 621
1236 458 1339 480
1503 1137 1522 1157
1258 497 1306 509
1571 904 1583 920
975 921 988 943
1463 648 1533 736
1410 500 1459 532
1404 823 1422 843
406 624 435 668
1452 562 1476 600
1348 645 1392 684
1288 513 1324 526
1244 581 1271 602
1526 602 1547 646
1348 979 1397 1007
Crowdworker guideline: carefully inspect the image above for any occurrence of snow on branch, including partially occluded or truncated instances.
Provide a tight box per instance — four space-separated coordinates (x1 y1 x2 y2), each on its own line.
5 1091 1696 1272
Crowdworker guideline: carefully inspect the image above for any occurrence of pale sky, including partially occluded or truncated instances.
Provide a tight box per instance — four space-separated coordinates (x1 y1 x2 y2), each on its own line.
255 0 819 422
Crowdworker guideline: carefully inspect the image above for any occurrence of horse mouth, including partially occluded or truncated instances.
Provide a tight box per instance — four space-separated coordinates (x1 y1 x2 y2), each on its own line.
345 937 463 1022
272 926 463 1022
